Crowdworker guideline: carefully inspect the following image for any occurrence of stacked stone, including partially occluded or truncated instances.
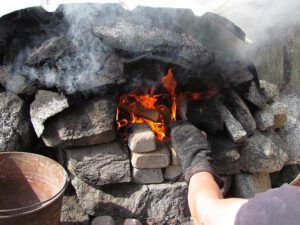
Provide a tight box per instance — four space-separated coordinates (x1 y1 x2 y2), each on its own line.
232 80 295 198
127 123 171 184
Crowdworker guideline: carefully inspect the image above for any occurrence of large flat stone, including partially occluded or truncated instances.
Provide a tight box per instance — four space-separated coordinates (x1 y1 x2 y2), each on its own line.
131 142 170 169
42 97 116 148
30 90 69 137
66 142 131 187
92 21 214 70
72 177 189 223
234 172 271 198
0 92 31 151
239 131 288 173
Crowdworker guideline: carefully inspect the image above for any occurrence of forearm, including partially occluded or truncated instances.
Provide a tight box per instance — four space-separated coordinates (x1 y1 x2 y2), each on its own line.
188 172 248 225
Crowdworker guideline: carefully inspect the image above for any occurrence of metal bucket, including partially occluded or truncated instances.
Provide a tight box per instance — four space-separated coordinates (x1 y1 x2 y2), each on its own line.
0 152 68 225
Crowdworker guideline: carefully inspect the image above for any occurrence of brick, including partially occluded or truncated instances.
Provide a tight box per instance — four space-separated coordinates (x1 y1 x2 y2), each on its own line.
127 123 156 153
132 168 163 184
131 142 170 169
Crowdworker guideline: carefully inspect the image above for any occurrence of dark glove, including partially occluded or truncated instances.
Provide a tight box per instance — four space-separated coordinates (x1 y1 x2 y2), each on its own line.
171 121 215 182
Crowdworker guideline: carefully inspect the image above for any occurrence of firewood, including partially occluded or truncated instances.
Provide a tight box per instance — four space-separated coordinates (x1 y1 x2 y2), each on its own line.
120 102 162 122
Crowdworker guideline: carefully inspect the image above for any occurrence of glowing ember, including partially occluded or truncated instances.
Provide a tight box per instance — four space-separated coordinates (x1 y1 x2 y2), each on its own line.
116 69 218 140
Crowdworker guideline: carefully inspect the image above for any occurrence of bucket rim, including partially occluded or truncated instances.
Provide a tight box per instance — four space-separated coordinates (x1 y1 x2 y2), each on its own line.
0 151 69 218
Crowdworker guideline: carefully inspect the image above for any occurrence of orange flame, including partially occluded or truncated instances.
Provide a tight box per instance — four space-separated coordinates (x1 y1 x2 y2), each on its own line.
116 69 177 140
116 69 219 141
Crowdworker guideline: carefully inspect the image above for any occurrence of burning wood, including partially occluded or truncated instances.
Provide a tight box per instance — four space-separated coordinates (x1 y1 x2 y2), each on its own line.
119 102 162 123
116 69 177 140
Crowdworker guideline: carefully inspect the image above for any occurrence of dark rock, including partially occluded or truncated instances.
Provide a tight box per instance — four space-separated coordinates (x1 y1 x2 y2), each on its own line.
92 21 214 69
239 131 288 173
270 165 300 188
42 97 116 148
65 142 131 187
72 177 189 223
30 90 69 137
225 90 257 136
234 172 271 198
0 92 31 151
25 36 72 65
60 195 90 225
209 136 241 175
194 12 249 69
187 98 223 134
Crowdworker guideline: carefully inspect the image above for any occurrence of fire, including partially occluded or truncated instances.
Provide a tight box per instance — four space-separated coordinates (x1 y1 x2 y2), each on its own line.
116 69 218 140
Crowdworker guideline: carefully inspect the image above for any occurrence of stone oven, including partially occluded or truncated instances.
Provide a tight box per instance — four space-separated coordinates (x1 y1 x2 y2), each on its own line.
0 3 299 225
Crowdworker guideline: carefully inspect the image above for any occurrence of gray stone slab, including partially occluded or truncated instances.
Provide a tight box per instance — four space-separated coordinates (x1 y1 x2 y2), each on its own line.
42 97 116 148
92 21 214 70
127 123 156 153
66 142 131 187
132 168 163 184
0 92 31 151
234 172 271 198
131 142 170 169
30 90 69 137
72 177 189 223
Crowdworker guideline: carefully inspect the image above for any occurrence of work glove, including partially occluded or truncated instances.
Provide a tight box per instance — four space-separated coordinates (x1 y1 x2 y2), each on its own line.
171 121 215 183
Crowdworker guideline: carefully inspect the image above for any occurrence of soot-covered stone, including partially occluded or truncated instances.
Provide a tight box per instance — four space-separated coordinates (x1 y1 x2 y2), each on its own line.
92 21 214 69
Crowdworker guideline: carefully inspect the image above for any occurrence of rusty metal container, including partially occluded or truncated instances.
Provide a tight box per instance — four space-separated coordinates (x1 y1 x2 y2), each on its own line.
0 152 68 225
